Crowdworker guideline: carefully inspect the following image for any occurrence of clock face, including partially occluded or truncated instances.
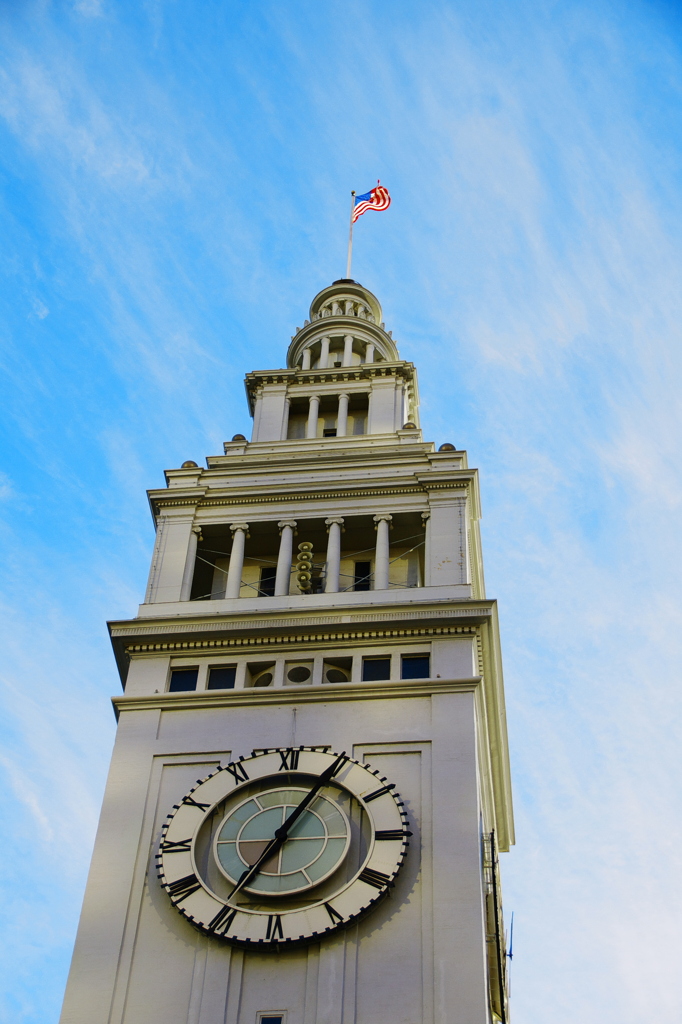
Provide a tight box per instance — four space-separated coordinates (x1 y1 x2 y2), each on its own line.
157 747 411 948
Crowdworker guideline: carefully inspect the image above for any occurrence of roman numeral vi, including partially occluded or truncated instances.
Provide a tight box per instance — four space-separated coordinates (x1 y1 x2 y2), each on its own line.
266 914 284 940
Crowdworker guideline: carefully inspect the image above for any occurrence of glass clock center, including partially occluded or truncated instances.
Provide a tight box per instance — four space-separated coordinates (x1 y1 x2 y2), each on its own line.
214 787 351 895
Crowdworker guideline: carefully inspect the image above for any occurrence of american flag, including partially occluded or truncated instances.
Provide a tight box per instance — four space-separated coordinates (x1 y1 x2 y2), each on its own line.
352 183 391 223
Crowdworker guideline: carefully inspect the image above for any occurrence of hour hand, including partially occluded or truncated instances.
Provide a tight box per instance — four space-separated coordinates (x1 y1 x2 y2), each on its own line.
227 751 348 899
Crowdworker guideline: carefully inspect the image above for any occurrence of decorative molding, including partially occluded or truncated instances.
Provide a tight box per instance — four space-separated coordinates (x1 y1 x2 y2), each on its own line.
123 623 480 655
150 479 472 514
111 605 491 639
113 676 482 714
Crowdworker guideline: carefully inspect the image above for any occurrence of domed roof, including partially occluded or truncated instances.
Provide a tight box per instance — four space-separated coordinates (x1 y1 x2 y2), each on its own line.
286 280 398 369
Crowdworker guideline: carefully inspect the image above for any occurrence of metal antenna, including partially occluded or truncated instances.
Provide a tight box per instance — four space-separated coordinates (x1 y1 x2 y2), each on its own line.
507 911 514 961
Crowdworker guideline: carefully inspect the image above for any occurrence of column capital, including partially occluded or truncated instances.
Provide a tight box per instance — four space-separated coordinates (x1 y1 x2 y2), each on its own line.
373 513 393 524
278 519 297 532
325 516 345 531
421 511 431 524
230 521 250 535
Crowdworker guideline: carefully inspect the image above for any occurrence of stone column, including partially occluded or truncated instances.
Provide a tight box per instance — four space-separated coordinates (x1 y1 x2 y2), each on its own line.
373 513 392 590
275 519 297 597
251 388 263 441
337 393 349 437
422 510 431 586
301 347 312 370
343 334 354 366
307 395 320 438
320 336 330 369
364 341 375 363
281 397 290 440
179 526 202 601
324 517 344 593
226 523 249 599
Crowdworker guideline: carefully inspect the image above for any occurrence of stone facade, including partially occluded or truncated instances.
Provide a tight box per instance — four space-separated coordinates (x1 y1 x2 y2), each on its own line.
60 280 514 1024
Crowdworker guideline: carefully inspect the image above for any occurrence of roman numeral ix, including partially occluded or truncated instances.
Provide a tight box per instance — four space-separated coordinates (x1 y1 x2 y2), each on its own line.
359 867 393 890
278 748 300 771
266 914 284 941
168 873 202 903
161 838 192 852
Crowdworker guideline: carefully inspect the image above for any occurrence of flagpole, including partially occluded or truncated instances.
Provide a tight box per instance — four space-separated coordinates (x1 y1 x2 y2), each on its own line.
346 191 355 278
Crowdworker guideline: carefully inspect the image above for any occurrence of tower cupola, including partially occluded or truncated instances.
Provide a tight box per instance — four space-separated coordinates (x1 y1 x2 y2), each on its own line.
287 279 399 370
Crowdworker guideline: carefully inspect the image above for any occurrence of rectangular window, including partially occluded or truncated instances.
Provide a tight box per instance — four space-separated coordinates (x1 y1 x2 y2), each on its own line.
362 657 391 682
323 428 337 437
259 1017 284 1024
258 566 277 597
401 654 430 679
168 669 198 692
207 666 237 690
354 560 371 591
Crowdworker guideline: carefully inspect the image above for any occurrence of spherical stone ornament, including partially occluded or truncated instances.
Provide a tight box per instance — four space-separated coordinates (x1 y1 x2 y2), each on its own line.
157 747 411 949
438 443 456 451
181 460 199 468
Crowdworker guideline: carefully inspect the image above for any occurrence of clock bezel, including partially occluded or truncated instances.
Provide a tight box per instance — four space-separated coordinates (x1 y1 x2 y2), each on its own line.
156 746 411 949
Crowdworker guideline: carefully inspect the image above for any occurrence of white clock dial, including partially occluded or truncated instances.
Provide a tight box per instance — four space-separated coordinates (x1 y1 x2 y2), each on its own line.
157 747 411 948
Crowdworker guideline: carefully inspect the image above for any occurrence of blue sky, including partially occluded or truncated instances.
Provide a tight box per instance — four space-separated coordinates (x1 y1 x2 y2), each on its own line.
1 0 681 1021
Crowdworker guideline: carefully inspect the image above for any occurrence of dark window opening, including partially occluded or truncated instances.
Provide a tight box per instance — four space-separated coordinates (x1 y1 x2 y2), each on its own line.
258 566 277 596
168 669 198 692
261 1018 283 1024
208 666 237 690
362 658 391 682
323 428 337 437
401 655 430 679
354 560 372 591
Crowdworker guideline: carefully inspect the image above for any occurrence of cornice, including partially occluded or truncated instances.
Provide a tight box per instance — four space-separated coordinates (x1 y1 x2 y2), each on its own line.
244 361 416 410
121 622 480 656
113 676 482 716
148 475 475 517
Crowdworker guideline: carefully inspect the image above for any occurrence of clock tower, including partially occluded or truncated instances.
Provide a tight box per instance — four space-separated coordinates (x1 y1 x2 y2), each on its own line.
60 279 514 1024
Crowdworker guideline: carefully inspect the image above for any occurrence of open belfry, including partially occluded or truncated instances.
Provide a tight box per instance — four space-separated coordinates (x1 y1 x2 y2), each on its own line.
60 279 514 1024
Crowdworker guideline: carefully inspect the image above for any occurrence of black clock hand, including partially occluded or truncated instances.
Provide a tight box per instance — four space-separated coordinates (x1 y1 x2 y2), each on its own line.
228 751 348 899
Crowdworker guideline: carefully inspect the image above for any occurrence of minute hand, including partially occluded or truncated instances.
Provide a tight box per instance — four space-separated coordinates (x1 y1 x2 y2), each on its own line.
228 751 348 899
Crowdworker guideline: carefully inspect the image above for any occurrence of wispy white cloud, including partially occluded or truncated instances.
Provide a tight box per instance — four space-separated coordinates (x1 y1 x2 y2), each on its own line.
0 1 681 1022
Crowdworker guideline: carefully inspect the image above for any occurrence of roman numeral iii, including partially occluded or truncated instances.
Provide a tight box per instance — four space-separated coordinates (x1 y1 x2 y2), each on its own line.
359 867 393 889
375 829 409 841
